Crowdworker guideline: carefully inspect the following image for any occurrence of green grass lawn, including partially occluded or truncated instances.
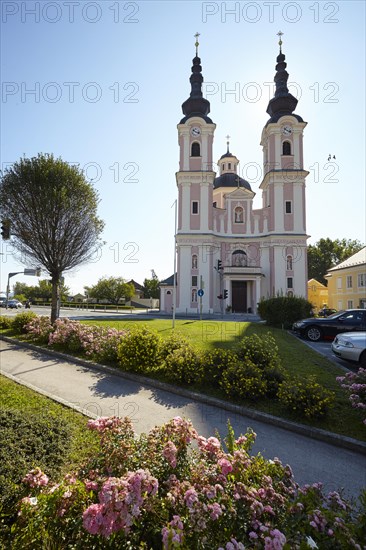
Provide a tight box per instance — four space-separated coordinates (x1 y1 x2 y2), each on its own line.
80 319 366 441
0 375 100 542
0 375 99 476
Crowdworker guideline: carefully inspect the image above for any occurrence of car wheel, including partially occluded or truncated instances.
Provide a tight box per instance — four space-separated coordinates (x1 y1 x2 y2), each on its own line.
305 326 323 342
360 351 366 367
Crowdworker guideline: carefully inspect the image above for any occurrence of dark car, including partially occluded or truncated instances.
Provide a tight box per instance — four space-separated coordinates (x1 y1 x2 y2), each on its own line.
7 300 23 309
292 309 366 342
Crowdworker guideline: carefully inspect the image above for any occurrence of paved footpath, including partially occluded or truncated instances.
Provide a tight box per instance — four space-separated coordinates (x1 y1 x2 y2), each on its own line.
1 339 365 499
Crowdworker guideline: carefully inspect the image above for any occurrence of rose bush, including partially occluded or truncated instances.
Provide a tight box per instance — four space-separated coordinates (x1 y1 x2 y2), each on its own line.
29 318 127 363
11 416 366 549
26 315 53 343
337 368 366 425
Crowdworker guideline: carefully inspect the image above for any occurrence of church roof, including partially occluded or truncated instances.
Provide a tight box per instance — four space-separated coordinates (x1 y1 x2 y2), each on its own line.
160 274 177 286
214 172 252 191
219 151 236 160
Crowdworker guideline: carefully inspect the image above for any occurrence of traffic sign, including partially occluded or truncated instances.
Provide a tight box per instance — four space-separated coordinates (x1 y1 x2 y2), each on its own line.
24 268 42 276
197 289 204 297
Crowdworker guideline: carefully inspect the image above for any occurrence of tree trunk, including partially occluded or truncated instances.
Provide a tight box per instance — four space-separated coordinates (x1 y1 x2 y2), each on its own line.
51 276 60 323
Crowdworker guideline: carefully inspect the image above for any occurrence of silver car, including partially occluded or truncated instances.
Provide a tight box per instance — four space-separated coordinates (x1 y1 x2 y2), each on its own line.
332 331 366 366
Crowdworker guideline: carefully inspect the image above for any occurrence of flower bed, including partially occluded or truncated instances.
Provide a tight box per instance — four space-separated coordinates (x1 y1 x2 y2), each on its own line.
12 417 366 549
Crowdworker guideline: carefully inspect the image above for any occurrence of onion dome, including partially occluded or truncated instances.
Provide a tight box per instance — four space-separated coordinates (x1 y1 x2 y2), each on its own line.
180 33 213 123
266 32 303 124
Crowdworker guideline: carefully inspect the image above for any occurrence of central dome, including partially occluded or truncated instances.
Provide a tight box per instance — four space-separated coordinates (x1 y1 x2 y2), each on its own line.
213 172 252 191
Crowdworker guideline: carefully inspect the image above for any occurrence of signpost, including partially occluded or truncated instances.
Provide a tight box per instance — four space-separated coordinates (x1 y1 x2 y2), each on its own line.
198 279 204 321
5 268 41 307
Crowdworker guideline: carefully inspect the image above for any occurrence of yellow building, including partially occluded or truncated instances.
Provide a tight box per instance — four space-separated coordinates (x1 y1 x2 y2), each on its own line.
307 278 328 313
325 247 366 310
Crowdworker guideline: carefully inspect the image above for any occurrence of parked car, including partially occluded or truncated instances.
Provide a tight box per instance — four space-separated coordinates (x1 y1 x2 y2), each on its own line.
292 309 366 342
332 332 366 366
7 300 23 309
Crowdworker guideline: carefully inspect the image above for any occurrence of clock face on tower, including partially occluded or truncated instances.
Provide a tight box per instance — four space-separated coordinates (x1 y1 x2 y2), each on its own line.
191 126 201 137
282 125 292 136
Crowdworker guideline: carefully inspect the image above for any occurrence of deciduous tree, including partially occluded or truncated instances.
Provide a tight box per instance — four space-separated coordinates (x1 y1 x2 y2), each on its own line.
0 154 104 322
85 277 134 305
308 238 364 285
143 270 160 299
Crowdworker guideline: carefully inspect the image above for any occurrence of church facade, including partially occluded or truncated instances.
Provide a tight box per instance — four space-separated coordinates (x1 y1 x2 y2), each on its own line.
160 37 309 315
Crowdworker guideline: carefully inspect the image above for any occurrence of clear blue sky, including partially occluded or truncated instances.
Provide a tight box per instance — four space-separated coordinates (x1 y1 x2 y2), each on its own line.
1 0 365 295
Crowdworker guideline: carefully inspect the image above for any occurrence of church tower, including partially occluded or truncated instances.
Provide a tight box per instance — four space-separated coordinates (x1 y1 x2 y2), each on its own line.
259 32 309 298
175 34 216 313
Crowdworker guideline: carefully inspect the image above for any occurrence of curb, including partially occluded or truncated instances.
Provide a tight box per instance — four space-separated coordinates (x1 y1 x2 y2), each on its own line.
1 334 366 456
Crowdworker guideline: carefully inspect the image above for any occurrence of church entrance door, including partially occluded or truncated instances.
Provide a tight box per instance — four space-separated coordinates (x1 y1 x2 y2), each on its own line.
231 281 247 313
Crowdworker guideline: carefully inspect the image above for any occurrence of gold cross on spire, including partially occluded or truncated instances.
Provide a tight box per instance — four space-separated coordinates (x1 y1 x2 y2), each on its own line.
194 32 200 56
277 30 283 53
226 134 230 153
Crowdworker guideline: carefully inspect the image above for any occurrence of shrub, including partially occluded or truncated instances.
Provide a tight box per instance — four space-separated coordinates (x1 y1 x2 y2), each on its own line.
45 318 126 363
12 311 37 334
235 333 282 369
48 318 94 353
160 331 190 361
337 368 366 425
235 333 287 396
85 326 127 364
258 295 313 328
9 416 366 549
220 359 268 400
202 348 238 387
25 316 53 344
117 325 161 373
262 364 288 397
163 342 204 385
278 376 335 418
0 315 13 329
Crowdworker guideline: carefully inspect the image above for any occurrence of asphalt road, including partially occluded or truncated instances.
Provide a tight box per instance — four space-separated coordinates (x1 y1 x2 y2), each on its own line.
1 338 365 500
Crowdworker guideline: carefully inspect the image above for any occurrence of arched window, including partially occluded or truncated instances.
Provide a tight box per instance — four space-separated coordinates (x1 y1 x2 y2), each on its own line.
191 142 200 157
192 254 198 269
166 290 171 295
234 206 244 223
232 249 247 267
286 255 293 270
228 163 231 170
282 141 291 155
191 289 197 303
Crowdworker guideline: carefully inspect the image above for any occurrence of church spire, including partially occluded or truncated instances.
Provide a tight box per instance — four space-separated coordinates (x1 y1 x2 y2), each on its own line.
266 31 303 123
180 33 213 123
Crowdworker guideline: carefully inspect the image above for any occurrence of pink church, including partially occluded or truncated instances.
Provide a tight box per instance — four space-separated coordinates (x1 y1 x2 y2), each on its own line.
160 37 308 315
